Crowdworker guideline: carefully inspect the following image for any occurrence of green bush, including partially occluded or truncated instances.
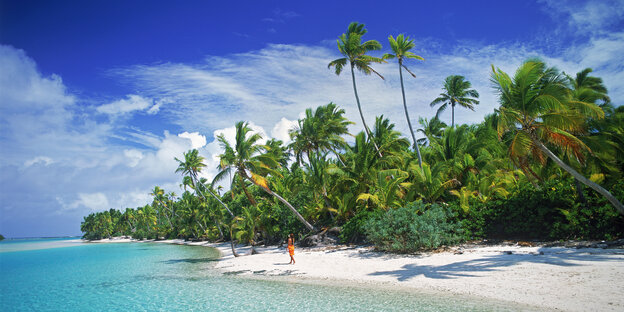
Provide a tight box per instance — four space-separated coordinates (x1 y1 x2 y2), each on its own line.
339 209 383 244
365 202 463 253
461 179 624 240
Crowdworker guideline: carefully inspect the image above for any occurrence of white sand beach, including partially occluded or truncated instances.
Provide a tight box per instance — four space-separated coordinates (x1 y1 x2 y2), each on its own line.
208 242 623 312
92 238 624 311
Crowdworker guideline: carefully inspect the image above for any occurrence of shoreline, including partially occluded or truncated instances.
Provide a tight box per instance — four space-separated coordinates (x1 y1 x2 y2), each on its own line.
88 237 624 311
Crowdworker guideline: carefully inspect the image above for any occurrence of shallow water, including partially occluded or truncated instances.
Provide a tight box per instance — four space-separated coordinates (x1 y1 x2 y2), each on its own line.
0 238 543 311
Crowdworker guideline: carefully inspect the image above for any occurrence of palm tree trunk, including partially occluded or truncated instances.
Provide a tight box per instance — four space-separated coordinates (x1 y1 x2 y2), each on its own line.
156 200 174 231
575 178 587 204
534 139 624 215
238 175 258 206
229 226 240 257
350 64 383 158
329 147 346 167
398 61 422 168
192 173 235 217
451 103 455 128
242 172 316 231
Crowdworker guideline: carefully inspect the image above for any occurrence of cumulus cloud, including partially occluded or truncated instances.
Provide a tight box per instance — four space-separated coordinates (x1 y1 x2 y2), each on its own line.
271 117 297 143
59 193 110 213
0 46 211 236
178 132 207 149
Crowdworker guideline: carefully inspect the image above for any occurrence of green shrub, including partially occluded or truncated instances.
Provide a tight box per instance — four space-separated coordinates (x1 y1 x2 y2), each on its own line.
365 202 463 253
461 179 624 240
340 209 383 244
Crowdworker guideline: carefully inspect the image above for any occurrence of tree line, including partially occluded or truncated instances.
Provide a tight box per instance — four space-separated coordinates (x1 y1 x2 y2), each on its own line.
81 23 624 252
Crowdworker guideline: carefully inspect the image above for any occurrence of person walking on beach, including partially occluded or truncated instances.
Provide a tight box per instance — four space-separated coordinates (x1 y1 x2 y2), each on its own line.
287 233 295 264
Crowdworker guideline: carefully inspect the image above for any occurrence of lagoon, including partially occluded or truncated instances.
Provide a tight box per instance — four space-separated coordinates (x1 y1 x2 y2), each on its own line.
0 238 539 311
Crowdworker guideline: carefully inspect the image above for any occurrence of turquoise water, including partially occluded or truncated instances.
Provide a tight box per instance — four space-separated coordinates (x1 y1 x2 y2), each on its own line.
0 238 541 311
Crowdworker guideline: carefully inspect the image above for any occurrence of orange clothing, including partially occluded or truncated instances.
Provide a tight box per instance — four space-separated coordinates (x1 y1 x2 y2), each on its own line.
288 244 295 256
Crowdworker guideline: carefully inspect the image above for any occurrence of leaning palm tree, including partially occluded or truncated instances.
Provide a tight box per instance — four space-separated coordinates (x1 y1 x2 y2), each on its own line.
175 150 240 255
328 22 385 158
430 75 480 127
383 34 425 168
214 121 316 231
491 59 624 215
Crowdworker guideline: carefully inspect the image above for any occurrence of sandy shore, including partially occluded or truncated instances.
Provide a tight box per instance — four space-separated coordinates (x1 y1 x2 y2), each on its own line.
90 238 624 311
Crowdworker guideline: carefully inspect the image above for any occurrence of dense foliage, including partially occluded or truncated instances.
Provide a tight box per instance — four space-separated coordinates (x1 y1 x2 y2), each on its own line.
81 23 624 252
365 202 463 252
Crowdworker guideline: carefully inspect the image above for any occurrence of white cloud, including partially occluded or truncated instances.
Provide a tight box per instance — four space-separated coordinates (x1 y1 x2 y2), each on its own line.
24 156 54 167
540 0 624 35
178 131 207 149
123 149 144 167
59 193 110 213
96 94 158 116
271 117 297 143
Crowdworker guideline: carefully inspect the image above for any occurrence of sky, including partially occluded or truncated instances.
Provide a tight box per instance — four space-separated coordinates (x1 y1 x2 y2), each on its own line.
0 0 623 238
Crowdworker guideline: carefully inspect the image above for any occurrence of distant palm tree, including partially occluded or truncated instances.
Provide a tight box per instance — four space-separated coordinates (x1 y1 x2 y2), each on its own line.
417 116 447 146
383 34 425 168
150 186 173 231
430 75 479 127
328 22 385 158
491 59 624 215
175 149 234 218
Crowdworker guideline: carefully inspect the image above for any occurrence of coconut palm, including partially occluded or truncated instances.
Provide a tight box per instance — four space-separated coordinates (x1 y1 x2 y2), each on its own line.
289 102 352 166
491 59 624 215
566 68 610 105
214 121 316 231
328 22 385 158
383 34 425 167
150 186 173 231
566 68 612 201
430 75 480 127
175 149 234 218
417 116 447 146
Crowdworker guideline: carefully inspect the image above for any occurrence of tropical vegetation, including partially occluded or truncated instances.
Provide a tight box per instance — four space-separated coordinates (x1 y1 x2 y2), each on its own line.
81 23 624 253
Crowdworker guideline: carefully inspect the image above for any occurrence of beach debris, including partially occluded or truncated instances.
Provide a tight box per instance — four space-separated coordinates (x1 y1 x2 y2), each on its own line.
300 227 340 247
504 251 513 255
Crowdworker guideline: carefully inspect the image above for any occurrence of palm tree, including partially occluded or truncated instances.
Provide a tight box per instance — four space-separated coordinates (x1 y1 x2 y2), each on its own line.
566 68 611 202
289 102 352 166
214 121 316 231
430 75 480 127
491 59 624 215
150 186 173 232
417 116 447 146
383 34 425 168
566 68 610 104
175 149 234 218
328 22 385 158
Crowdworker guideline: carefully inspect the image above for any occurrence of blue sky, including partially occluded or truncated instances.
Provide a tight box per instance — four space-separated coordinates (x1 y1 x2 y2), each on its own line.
1 0 623 237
